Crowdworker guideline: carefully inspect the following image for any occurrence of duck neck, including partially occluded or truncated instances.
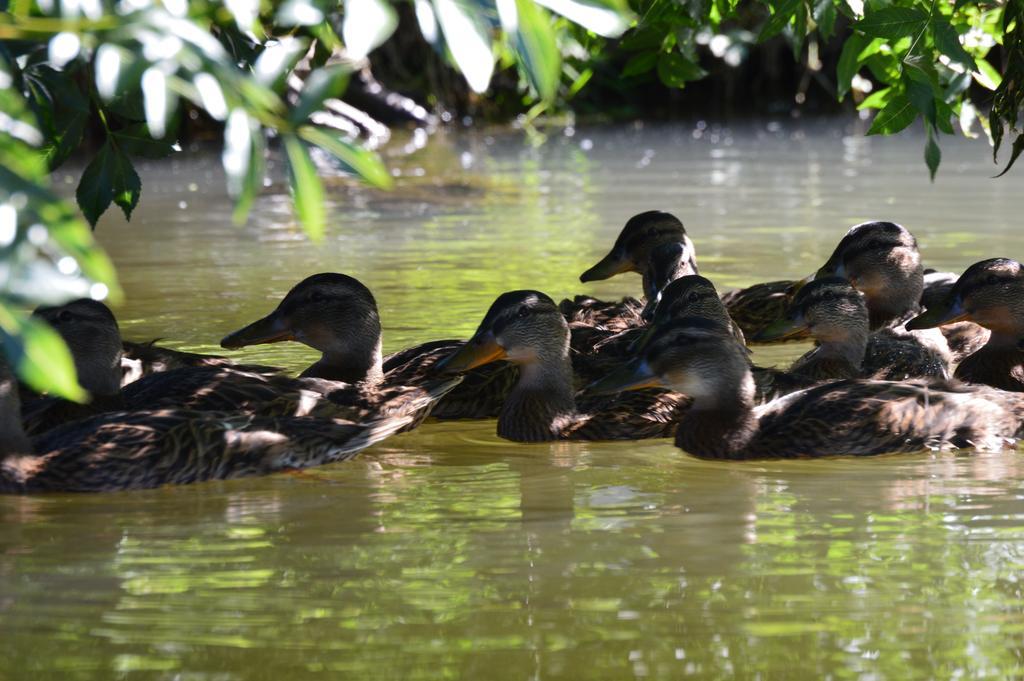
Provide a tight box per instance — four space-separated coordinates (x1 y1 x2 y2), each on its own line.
812 326 868 371
303 337 384 386
0 366 32 454
498 348 576 442
674 373 758 459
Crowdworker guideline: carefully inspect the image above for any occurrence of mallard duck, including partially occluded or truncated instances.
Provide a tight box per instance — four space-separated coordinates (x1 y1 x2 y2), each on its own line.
24 298 461 436
919 269 991 362
0 358 424 493
586 321 1024 459
812 221 952 379
563 211 697 331
220 273 518 419
434 290 689 442
721 279 806 343
907 258 1024 391
754 276 948 381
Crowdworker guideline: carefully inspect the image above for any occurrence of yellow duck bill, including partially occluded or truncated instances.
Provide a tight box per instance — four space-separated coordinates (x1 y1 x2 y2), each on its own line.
434 332 507 374
579 251 632 282
220 312 295 349
583 357 663 395
905 297 968 330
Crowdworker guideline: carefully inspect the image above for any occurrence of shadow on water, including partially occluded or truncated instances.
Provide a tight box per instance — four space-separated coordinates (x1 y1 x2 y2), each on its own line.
4 120 1024 678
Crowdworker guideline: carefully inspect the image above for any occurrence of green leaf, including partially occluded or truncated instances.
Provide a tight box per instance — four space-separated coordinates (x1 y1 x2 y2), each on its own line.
866 93 917 135
924 125 941 181
534 0 633 38
283 134 326 241
42 109 86 170
656 52 707 89
994 134 1024 178
0 305 86 402
298 125 393 189
813 0 837 40
505 0 561 104
932 19 977 71
759 0 800 42
75 141 142 227
111 123 176 159
974 58 1002 90
836 34 872 99
905 76 936 126
855 7 928 40
432 0 495 93
622 52 657 77
856 86 891 110
290 64 352 124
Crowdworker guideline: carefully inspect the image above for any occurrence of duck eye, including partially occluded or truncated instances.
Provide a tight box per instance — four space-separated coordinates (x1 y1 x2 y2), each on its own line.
986 274 1000 286
516 306 530 319
57 310 74 324
687 291 700 303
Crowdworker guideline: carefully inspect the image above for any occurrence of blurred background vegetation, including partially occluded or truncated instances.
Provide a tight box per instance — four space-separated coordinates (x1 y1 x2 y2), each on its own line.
0 0 1019 397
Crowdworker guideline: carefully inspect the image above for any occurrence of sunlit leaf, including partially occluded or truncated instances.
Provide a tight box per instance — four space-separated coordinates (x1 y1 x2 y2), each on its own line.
932 19 977 71
534 0 632 38
253 37 308 89
0 303 86 402
343 0 399 60
290 64 351 124
974 58 1002 90
111 123 176 159
759 0 800 42
283 134 325 241
855 6 928 39
276 0 325 26
836 34 873 100
501 0 561 103
856 86 891 110
866 93 917 135
432 0 495 93
298 125 392 189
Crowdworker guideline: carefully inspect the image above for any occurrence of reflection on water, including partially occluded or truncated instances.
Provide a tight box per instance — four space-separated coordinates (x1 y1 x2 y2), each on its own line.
3 121 1024 678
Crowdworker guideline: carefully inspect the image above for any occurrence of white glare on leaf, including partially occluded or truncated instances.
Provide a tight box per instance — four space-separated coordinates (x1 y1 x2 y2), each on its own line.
27 224 48 246
142 67 168 139
343 0 399 61
495 0 517 32
57 256 78 275
194 73 228 121
0 204 16 248
79 0 102 19
90 283 110 301
95 45 122 101
222 109 252 195
534 0 630 38
226 0 260 32
277 0 324 26
433 0 494 94
0 112 43 146
414 0 438 43
163 0 187 16
254 37 306 87
48 33 81 69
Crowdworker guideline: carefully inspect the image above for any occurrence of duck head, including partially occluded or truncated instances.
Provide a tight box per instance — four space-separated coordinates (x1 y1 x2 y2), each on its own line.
579 211 696 283
33 299 124 397
907 258 1024 336
436 290 570 377
815 221 923 328
220 273 383 384
754 277 868 345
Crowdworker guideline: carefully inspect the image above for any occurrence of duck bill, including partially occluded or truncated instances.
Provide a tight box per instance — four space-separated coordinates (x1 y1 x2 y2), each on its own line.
584 358 663 395
905 298 968 330
435 332 507 374
580 251 632 282
220 312 295 349
640 289 661 322
751 317 808 343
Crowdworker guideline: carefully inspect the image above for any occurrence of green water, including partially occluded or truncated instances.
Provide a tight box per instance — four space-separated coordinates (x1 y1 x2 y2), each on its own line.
4 121 1024 679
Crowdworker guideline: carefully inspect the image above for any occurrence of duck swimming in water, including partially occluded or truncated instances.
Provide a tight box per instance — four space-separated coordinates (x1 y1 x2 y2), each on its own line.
587 321 1024 459
0 357 427 493
220 273 518 419
907 258 1024 391
565 211 698 332
24 298 461 436
436 290 688 442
